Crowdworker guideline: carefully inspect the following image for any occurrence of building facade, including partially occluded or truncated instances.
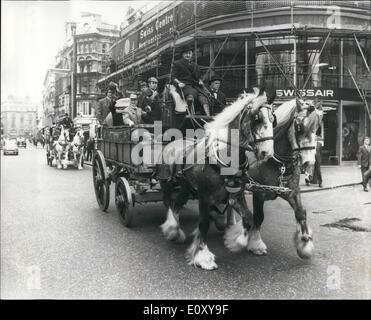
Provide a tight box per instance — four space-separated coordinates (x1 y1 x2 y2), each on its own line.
42 13 119 129
42 68 57 128
73 12 120 127
99 0 371 165
1 96 38 139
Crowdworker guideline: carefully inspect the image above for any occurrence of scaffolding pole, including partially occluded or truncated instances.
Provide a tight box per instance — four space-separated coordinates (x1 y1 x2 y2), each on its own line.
302 31 331 90
254 32 303 100
348 67 371 121
353 33 371 74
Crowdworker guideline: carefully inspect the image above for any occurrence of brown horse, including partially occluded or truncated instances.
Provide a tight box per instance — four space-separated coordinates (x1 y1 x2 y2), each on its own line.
158 87 276 270
240 98 323 259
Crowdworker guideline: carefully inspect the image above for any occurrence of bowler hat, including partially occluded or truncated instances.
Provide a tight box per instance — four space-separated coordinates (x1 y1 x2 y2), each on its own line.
180 45 193 54
210 75 222 83
108 81 118 91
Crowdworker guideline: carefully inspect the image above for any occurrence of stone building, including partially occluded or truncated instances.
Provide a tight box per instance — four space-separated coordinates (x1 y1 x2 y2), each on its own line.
1 95 38 139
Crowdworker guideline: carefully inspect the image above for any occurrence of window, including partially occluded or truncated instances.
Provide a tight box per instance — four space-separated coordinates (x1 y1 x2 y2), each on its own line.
86 61 92 73
78 101 91 116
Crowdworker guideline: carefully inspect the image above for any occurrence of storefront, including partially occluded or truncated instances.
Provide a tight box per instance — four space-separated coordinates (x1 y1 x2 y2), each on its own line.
98 0 371 165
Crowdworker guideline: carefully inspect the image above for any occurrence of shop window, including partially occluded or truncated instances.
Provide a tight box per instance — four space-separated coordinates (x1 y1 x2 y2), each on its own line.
342 105 361 161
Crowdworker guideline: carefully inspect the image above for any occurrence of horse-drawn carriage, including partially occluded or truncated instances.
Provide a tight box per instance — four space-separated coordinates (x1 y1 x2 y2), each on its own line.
46 125 85 169
92 86 323 270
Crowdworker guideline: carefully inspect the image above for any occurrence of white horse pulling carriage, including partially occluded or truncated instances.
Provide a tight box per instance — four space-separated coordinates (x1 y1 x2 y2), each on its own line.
46 125 85 170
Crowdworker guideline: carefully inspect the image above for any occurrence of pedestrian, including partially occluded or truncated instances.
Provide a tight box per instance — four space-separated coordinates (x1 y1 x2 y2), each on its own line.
312 135 323 188
208 75 227 115
171 46 210 116
357 136 371 192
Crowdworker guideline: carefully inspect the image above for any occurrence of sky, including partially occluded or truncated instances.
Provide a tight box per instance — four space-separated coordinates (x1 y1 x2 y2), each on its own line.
1 0 159 106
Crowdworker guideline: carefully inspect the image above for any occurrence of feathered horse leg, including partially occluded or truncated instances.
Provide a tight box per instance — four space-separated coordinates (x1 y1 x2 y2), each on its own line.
160 180 188 243
186 197 218 270
224 191 253 252
282 171 314 260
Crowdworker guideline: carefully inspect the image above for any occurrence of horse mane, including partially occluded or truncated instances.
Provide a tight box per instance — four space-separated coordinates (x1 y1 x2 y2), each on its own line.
273 99 297 139
205 93 259 146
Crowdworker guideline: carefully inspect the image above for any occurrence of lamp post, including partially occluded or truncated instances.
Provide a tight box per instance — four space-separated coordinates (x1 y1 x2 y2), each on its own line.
70 23 77 119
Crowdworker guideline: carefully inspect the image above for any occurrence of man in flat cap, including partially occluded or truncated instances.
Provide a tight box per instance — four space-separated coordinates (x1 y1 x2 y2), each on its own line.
137 77 162 124
208 75 226 115
171 46 210 116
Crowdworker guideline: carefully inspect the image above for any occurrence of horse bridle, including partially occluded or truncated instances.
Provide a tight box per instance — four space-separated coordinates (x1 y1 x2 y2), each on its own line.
239 104 275 149
291 107 317 152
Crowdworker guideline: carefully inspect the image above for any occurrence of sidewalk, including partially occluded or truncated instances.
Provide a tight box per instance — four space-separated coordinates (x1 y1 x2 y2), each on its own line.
301 165 363 193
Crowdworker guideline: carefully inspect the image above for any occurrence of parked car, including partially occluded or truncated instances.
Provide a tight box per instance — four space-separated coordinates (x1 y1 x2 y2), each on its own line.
3 139 19 155
17 137 27 148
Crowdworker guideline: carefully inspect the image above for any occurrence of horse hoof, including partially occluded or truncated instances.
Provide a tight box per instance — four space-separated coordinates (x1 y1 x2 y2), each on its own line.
197 261 218 270
294 230 314 260
224 221 248 252
248 240 268 256
296 240 314 259
191 246 218 270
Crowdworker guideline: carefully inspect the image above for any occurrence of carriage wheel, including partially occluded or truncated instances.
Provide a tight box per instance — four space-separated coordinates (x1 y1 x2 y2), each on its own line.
92 150 110 211
115 177 134 227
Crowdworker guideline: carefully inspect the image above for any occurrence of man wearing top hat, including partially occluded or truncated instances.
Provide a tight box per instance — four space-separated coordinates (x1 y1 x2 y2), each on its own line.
208 75 227 115
171 46 210 116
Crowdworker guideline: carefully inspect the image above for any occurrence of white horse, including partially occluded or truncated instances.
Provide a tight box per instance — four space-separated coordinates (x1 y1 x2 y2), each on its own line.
53 126 70 169
71 127 85 170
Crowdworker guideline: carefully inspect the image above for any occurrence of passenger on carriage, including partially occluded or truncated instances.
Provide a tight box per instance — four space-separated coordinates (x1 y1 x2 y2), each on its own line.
208 75 227 115
59 113 73 129
171 46 210 116
115 94 151 127
137 77 162 124
96 82 122 125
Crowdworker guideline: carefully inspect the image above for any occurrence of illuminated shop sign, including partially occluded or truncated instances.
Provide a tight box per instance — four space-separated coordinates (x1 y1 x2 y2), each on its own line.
276 89 335 98
276 88 362 101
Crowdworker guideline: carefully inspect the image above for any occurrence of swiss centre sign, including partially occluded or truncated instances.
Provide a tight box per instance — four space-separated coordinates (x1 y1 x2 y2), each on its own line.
276 88 363 101
138 10 175 49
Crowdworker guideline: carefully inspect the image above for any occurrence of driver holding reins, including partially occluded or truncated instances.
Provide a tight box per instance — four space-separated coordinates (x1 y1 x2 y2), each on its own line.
171 46 210 116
